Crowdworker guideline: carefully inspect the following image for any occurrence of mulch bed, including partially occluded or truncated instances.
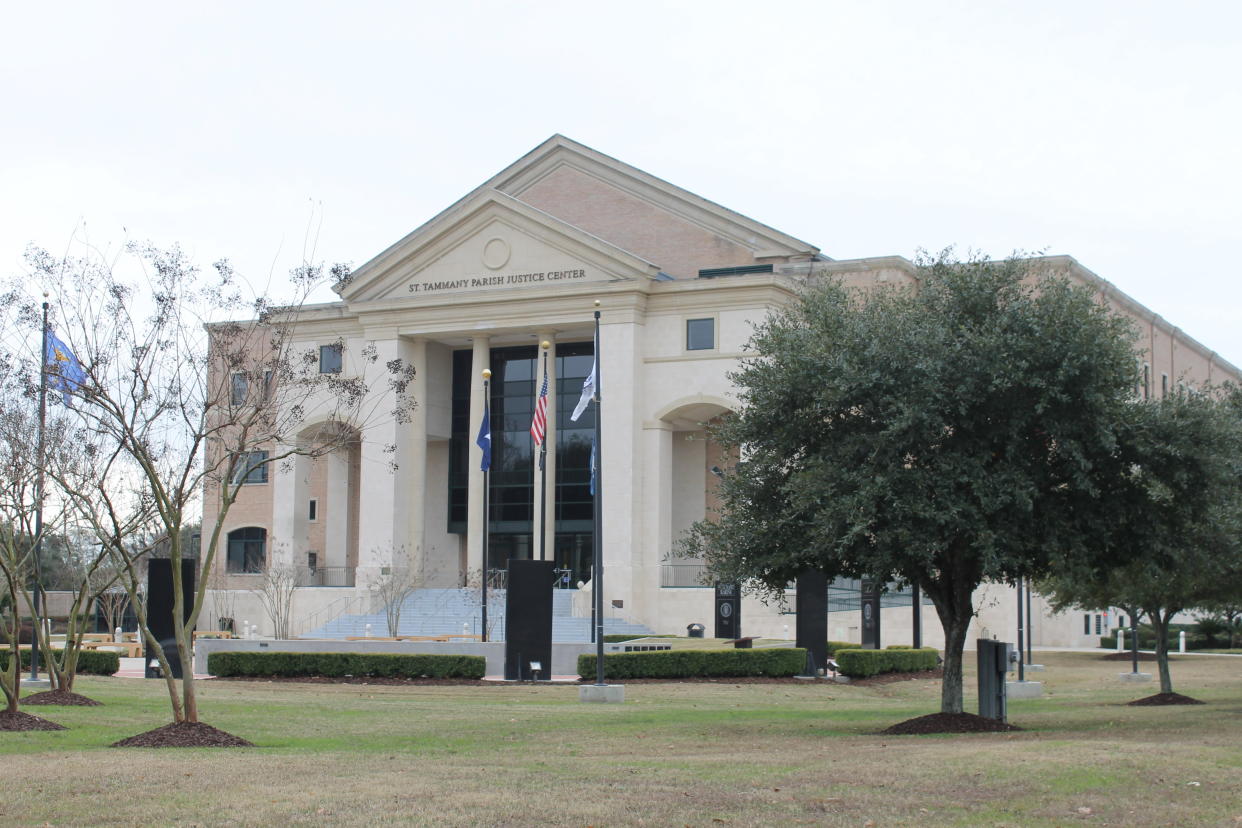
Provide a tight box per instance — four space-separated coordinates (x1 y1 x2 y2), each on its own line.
111 721 254 748
881 712 1023 735
1127 692 1205 706
22 690 102 706
0 709 67 731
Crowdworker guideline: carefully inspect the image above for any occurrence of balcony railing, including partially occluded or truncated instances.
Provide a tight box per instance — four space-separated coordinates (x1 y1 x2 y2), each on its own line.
660 563 711 588
298 566 356 588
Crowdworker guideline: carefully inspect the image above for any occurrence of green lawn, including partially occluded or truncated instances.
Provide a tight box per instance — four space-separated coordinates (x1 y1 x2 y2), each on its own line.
3 651 1240 826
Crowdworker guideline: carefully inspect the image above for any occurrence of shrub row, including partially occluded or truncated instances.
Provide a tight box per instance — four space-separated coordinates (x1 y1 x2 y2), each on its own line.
578 647 805 680
826 640 858 656
207 651 486 680
0 649 120 675
834 647 939 678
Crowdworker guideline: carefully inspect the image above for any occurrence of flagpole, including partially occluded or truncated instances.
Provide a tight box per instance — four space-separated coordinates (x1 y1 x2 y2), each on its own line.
480 371 491 643
591 303 605 686
31 301 50 682
537 344 549 562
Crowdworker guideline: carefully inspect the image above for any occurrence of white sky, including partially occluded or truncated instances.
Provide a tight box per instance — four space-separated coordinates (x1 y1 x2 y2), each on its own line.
3 1 1239 365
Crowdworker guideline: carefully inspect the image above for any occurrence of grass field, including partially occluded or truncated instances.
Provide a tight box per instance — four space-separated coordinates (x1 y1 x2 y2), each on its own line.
4 651 1241 826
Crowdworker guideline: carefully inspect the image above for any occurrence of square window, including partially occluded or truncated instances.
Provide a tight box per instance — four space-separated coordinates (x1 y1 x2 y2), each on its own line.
232 450 269 485
686 318 715 351
319 344 343 374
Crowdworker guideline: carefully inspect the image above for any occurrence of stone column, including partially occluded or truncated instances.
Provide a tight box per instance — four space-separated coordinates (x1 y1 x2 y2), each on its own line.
270 446 309 569
598 317 641 612
406 337 429 581
637 420 673 623
354 335 415 585
324 449 350 570
465 335 490 579
536 331 557 562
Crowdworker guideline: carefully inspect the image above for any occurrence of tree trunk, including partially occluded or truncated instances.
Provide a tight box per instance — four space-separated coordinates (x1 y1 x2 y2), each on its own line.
1146 607 1175 694
929 585 976 714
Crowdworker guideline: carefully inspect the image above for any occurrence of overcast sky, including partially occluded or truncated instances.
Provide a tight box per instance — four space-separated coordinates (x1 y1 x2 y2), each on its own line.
3 2 1239 365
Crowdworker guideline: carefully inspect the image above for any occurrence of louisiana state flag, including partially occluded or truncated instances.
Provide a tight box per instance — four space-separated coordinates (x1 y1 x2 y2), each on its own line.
44 330 85 406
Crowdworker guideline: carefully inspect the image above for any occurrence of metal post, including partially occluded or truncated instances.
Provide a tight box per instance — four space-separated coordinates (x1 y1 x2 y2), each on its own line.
1016 576 1025 682
480 375 490 643
537 347 548 562
592 307 605 686
1026 580 1034 664
31 301 50 682
1130 613 1139 675
911 582 922 649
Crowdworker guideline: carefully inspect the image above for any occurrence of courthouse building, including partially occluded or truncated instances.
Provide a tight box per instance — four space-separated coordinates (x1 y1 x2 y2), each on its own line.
207 135 1239 646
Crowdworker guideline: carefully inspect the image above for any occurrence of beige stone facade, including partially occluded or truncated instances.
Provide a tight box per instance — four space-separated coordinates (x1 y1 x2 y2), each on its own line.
206 135 1239 645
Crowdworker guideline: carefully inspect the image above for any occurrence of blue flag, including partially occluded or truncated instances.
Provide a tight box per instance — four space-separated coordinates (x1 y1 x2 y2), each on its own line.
476 404 491 472
589 433 596 496
44 330 85 406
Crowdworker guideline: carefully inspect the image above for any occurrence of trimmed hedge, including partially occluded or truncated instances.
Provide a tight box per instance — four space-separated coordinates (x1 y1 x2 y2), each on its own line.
578 647 805 680
826 641 858 657
207 651 486 680
834 647 939 678
0 649 120 676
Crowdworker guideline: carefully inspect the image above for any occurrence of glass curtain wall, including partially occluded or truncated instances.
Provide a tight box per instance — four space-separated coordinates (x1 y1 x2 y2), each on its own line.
448 342 595 583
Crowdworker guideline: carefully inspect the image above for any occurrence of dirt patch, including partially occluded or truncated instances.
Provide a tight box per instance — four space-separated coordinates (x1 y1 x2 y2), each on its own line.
846 668 943 687
22 690 102 706
0 709 67 731
111 721 254 748
881 712 1023 735
213 675 488 686
1127 692 1205 706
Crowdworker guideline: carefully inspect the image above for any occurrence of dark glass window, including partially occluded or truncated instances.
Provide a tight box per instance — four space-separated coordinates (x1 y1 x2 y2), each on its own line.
1084 614 1091 635
319 344 343 374
230 373 248 405
226 527 266 573
232 450 269 484
447 341 596 583
308 499 318 521
686 318 715 351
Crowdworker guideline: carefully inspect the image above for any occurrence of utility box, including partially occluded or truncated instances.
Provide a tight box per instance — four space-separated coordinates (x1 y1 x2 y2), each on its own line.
977 639 1013 722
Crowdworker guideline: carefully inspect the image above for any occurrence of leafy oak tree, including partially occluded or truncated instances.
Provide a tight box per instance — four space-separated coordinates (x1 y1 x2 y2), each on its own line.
685 251 1138 714
1042 390 1242 696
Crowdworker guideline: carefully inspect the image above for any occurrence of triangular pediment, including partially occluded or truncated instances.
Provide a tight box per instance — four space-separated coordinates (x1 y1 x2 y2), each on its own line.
342 190 662 303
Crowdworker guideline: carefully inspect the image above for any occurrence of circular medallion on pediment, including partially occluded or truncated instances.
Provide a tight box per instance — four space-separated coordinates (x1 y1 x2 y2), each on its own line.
482 237 511 270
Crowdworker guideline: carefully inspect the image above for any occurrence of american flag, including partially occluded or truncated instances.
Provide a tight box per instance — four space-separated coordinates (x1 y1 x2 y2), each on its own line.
530 365 549 446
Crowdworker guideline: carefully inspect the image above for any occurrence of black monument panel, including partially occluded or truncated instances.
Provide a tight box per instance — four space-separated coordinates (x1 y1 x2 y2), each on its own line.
714 582 741 639
504 559 554 680
145 558 196 678
795 569 828 674
860 578 882 650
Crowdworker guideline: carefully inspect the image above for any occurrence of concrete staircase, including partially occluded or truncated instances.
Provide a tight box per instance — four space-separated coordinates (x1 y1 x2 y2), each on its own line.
302 588 652 643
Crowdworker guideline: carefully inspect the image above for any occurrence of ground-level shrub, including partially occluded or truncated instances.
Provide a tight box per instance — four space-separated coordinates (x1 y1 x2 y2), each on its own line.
826 641 858 656
578 647 804 680
0 648 119 675
208 651 486 679
835 647 939 678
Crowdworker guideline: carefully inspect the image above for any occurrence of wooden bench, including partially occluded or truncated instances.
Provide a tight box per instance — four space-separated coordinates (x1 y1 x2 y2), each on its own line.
80 640 144 658
193 630 234 642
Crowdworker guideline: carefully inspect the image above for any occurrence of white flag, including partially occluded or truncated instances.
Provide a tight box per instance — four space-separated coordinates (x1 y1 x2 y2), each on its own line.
571 362 596 422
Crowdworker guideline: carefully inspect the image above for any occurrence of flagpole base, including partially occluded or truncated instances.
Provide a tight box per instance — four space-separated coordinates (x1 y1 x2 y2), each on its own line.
579 684 625 704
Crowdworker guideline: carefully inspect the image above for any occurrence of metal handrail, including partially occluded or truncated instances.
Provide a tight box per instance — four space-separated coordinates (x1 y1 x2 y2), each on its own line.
660 563 711 588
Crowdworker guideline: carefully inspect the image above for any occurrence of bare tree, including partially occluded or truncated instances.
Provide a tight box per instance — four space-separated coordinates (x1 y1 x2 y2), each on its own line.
369 561 421 637
251 561 300 640
26 241 415 736
206 566 238 634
